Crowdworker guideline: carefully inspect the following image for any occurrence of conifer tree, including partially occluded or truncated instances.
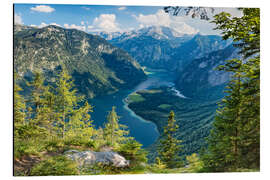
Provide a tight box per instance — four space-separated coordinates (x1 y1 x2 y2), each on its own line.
67 101 94 141
27 71 51 128
237 57 260 168
103 106 129 147
54 66 80 138
202 8 260 171
203 60 244 171
158 111 183 168
14 75 26 134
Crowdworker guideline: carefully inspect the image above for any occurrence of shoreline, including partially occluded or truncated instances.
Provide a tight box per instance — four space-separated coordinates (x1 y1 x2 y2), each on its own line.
122 97 160 137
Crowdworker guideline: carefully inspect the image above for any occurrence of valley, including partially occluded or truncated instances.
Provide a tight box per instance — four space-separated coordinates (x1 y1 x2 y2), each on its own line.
14 24 236 152
13 6 260 175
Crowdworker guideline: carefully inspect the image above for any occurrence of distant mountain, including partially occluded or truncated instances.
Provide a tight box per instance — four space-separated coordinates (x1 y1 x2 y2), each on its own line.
107 26 195 69
172 34 233 72
14 25 146 98
108 26 232 71
175 45 240 100
93 31 123 40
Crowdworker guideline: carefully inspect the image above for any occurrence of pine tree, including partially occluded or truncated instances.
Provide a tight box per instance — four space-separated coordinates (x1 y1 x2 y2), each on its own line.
67 101 94 141
54 66 80 138
203 60 244 171
27 71 51 128
202 8 260 171
14 74 26 135
103 106 129 147
238 57 260 168
158 111 183 168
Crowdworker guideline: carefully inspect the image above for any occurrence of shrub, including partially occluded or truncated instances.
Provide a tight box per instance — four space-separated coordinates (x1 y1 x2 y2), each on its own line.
117 139 148 167
30 156 78 176
63 136 96 148
44 137 65 152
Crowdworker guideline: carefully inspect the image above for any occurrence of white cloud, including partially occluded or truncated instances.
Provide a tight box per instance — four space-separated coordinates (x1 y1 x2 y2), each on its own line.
81 21 85 25
14 13 23 25
118 7 126 11
30 5 55 13
64 23 86 31
88 14 120 32
134 10 170 27
134 9 198 34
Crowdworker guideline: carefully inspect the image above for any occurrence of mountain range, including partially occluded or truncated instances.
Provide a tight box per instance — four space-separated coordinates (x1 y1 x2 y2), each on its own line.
14 24 146 98
104 26 232 72
14 24 240 158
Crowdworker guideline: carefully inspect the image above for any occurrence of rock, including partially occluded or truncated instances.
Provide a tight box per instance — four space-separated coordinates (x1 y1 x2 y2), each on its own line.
64 150 80 154
65 150 129 168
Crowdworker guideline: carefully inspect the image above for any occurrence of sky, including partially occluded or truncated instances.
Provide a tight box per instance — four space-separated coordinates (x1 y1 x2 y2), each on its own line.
14 4 242 35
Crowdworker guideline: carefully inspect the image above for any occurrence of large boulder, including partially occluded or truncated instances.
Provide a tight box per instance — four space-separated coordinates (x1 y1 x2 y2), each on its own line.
65 150 129 168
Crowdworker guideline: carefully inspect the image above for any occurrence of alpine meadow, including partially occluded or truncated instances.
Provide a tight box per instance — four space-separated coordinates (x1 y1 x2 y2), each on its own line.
13 4 260 175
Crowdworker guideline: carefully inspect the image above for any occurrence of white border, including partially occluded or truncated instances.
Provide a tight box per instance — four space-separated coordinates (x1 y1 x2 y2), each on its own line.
1 0 270 179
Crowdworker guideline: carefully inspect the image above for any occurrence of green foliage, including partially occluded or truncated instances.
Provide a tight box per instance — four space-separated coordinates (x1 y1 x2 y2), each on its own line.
30 156 78 176
54 66 80 138
127 88 218 159
44 137 65 152
185 153 203 172
212 8 260 59
117 139 148 167
103 106 130 148
127 92 145 103
158 111 183 168
202 8 260 172
153 157 166 169
14 75 26 137
14 136 48 159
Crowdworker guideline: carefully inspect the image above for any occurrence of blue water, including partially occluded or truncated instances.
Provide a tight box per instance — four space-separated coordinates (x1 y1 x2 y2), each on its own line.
89 69 176 147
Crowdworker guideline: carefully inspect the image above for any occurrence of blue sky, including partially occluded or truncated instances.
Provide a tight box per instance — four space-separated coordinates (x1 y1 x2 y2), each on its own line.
14 4 242 35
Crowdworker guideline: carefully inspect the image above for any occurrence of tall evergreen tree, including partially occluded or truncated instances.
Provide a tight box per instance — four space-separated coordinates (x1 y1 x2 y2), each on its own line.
67 101 94 141
202 8 260 171
158 111 183 168
103 106 129 147
26 71 51 128
203 60 244 171
14 74 26 134
54 66 80 138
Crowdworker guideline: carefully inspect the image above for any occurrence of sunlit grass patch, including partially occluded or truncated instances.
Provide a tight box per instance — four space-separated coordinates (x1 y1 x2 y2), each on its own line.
127 92 145 103
158 104 172 109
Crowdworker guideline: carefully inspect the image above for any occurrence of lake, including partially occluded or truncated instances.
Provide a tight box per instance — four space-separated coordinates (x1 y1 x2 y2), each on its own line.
89 69 177 147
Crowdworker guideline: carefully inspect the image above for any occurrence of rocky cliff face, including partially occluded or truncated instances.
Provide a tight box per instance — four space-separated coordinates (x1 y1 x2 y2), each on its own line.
14 25 146 98
175 45 240 100
172 34 233 72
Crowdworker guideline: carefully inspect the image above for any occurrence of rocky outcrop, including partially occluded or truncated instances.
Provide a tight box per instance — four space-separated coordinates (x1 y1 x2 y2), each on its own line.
65 150 129 168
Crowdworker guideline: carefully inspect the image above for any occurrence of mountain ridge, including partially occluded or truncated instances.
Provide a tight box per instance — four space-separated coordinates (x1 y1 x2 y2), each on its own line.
14 24 146 98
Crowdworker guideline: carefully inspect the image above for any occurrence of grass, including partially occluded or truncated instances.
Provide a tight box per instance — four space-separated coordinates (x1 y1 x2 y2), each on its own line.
127 92 145 103
158 104 172 109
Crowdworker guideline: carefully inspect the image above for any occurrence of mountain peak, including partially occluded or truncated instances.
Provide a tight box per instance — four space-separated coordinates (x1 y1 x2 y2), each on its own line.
136 25 190 39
